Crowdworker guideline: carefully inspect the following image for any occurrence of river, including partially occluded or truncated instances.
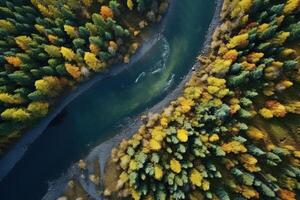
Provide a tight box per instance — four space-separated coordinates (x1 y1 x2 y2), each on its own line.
0 0 216 199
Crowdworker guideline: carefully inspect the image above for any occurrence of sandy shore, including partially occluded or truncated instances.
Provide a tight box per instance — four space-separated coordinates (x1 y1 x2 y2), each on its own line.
42 0 223 199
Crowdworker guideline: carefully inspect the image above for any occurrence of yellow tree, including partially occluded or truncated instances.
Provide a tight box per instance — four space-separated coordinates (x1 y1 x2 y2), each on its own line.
284 0 300 14
190 169 203 187
154 165 163 180
31 0 53 17
177 129 188 142
170 159 181 173
0 93 23 104
27 101 49 117
15 36 33 51
34 24 46 34
61 47 76 61
35 76 63 97
231 0 253 18
127 0 134 10
0 19 16 33
84 52 105 71
1 108 31 122
227 33 249 49
221 141 247 154
271 32 290 45
64 25 78 39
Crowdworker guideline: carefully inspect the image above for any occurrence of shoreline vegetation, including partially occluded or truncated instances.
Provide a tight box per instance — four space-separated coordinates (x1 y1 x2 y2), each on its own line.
62 0 300 199
0 0 169 154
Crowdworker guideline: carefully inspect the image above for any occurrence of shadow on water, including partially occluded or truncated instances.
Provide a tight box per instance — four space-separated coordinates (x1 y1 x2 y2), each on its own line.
49 110 68 127
0 0 216 199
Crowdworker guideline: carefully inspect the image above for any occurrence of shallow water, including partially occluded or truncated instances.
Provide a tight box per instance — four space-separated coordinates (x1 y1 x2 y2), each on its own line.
0 0 216 199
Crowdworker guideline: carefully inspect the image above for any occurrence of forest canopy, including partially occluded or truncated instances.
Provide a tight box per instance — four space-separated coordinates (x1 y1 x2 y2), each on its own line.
105 0 300 199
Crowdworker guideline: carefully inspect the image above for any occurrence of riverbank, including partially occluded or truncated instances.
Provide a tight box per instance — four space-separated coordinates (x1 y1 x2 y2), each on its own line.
42 0 223 199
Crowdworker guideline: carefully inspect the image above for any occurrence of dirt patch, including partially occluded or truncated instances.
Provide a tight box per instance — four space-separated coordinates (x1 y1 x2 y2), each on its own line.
63 179 89 200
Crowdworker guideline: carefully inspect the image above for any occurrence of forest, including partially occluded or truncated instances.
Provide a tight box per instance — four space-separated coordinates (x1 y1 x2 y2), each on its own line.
0 0 168 154
1 0 300 199
102 0 300 199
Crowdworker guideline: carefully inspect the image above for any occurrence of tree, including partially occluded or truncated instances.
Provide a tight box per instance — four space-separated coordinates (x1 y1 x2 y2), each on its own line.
44 45 61 58
85 23 98 35
72 38 86 48
264 100 287 117
211 58 232 74
247 52 264 63
259 108 273 119
0 19 16 33
100 6 113 20
35 76 63 97
34 3 52 17
287 23 300 42
27 101 49 118
65 63 81 79
89 36 104 47
259 25 278 40
60 47 76 61
92 13 105 27
113 25 127 37
47 34 59 44
27 90 46 101
170 159 181 173
246 127 264 140
78 26 90 38
1 108 30 122
227 33 249 49
154 165 163 180
271 32 290 45
270 4 284 15
283 0 300 14
64 25 77 38
8 71 32 85
84 52 104 71
127 0 134 10
177 129 188 142
15 36 33 50
221 141 247 154
223 49 238 61
228 71 250 86
109 1 120 14
5 56 22 67
190 169 202 187
0 93 23 104
149 139 161 151
277 189 296 200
